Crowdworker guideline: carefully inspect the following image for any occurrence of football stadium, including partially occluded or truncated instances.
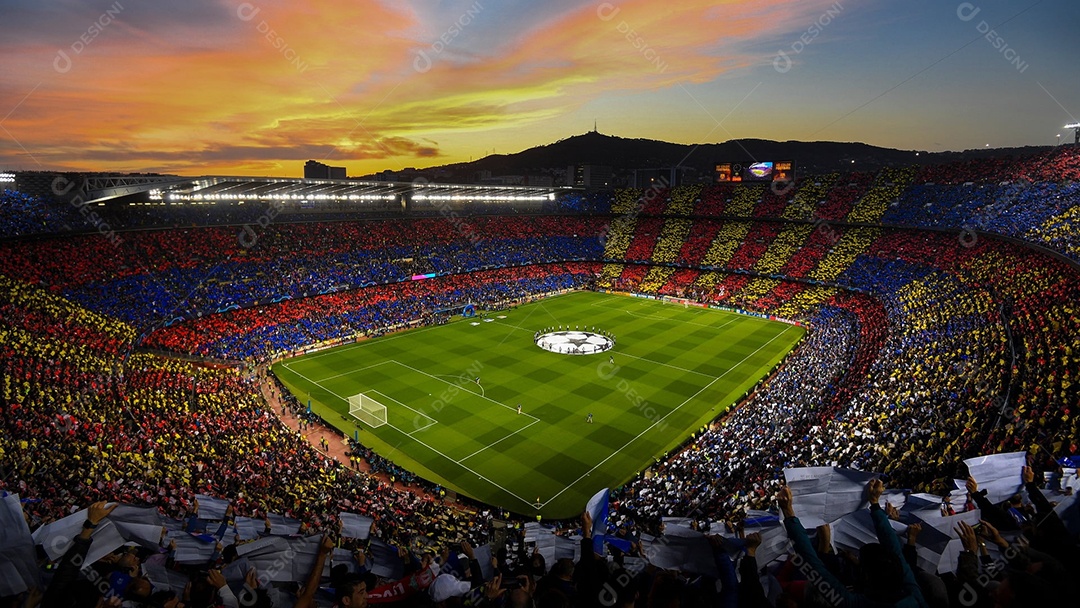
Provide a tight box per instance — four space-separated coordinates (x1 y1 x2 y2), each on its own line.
2 2 1079 607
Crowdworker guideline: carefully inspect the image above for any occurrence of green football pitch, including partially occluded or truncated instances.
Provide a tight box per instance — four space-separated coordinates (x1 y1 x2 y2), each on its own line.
274 290 804 518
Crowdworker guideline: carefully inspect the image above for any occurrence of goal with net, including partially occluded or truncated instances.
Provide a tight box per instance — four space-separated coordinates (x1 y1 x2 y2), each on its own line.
348 393 387 428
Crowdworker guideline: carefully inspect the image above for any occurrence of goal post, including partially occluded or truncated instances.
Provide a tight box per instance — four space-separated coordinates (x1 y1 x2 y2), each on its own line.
348 393 387 428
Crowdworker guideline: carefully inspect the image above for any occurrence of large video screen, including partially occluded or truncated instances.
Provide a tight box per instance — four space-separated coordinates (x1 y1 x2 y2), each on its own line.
715 160 794 183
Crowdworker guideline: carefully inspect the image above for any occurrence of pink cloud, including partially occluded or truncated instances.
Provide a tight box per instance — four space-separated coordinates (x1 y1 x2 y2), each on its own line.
0 0 848 175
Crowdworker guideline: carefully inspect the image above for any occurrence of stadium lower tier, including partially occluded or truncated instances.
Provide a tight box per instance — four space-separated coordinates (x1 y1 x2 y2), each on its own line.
142 262 600 359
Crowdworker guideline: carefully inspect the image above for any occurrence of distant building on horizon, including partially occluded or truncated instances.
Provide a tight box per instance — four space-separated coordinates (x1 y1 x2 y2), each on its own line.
567 164 612 190
524 174 554 187
304 160 346 180
633 166 698 188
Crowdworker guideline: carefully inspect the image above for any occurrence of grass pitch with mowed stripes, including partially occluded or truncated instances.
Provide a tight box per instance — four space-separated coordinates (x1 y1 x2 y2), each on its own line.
274 291 804 518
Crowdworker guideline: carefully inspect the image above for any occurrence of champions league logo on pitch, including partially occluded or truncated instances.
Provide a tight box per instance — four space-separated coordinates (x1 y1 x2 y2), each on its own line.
535 330 615 356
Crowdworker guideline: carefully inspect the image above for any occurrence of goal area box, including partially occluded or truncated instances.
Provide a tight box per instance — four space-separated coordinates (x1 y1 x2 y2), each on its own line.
348 393 387 428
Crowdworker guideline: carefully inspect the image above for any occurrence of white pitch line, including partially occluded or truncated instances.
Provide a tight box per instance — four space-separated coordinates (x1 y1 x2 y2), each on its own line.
281 364 537 510
381 420 539 510
457 418 541 464
287 322 445 365
281 366 355 405
433 374 486 398
541 325 794 509
366 388 437 427
408 420 438 435
612 352 715 378
280 366 435 428
311 359 394 382
621 307 765 329
588 294 626 307
390 360 540 422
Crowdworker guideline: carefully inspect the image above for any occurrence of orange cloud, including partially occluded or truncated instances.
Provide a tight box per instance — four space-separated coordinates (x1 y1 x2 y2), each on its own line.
0 0 847 176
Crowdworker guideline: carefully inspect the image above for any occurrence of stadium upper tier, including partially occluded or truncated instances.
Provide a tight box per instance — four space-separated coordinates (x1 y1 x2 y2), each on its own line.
3 145 1079 261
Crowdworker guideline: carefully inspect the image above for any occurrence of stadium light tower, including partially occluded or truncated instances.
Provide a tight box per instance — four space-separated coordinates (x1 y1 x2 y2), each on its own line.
1066 123 1080 145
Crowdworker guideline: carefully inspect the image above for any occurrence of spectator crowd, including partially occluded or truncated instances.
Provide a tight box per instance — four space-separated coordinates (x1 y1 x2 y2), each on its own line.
1 147 1078 606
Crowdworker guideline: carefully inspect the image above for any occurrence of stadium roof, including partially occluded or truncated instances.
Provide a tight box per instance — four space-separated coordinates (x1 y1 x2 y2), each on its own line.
76 174 563 204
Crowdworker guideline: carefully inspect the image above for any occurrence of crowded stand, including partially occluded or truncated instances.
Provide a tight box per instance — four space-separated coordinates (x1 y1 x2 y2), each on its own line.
635 266 674 294
544 190 613 214
749 279 806 312
703 273 752 305
777 223 845 279
807 227 881 285
697 220 751 268
600 218 635 261
692 183 732 216
1029 204 1080 259
621 217 664 262
1 148 1079 607
673 219 723 266
727 277 781 306
725 183 761 217
750 224 811 275
812 171 874 221
844 167 918 224
779 175 833 222
595 263 625 290
664 186 698 216
609 264 649 293
0 216 605 327
879 147 1080 261
883 181 1080 262
638 188 667 216
0 189 86 238
912 145 1080 184
143 263 599 360
773 284 838 319
609 189 639 215
647 218 691 265
752 182 789 219
658 268 701 296
722 222 783 272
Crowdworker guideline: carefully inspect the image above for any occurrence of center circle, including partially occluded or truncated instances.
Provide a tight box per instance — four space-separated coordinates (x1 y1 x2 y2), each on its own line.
534 330 615 356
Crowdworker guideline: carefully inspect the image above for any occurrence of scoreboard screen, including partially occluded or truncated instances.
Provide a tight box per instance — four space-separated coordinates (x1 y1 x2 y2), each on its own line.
715 160 795 183
772 161 794 182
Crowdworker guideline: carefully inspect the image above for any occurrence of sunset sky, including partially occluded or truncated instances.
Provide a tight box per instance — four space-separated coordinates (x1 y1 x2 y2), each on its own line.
0 0 1076 176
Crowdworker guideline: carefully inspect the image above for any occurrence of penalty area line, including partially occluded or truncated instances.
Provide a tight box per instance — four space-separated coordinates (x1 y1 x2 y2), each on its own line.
456 418 541 464
433 374 486 398
364 388 437 431
315 359 395 382
282 365 437 432
391 360 539 422
385 420 539 511
282 362 537 510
